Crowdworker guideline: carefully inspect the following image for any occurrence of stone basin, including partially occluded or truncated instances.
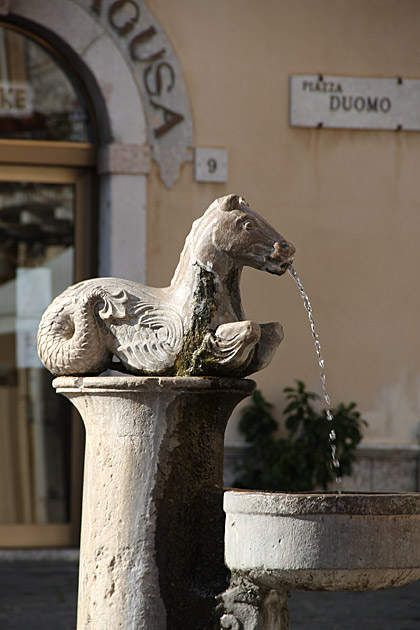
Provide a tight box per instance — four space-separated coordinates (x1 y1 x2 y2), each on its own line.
224 490 420 591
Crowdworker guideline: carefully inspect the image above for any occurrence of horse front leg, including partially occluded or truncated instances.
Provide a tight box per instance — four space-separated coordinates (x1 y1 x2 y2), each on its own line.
205 321 261 371
241 322 284 376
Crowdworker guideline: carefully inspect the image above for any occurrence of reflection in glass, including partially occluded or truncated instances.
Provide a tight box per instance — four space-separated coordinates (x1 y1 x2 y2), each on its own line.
0 25 92 141
0 182 75 524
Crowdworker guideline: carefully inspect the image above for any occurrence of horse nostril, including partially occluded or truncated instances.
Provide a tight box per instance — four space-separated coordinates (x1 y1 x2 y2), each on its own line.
273 241 295 261
284 241 295 257
276 241 291 253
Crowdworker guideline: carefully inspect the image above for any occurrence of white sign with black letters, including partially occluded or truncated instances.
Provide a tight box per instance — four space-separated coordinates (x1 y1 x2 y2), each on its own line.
289 75 420 130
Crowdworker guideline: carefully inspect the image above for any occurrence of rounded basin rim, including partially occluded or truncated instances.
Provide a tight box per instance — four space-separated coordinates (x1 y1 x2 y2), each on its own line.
223 489 420 515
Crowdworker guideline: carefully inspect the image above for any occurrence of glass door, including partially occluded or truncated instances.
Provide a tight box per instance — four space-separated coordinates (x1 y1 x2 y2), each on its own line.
0 20 97 547
0 165 92 546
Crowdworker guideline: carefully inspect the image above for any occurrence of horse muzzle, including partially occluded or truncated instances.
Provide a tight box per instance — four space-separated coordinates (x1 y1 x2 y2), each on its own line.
264 240 296 275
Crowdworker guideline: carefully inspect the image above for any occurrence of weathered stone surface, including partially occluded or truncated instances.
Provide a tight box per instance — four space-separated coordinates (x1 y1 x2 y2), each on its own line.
223 490 420 592
38 195 294 378
54 375 255 630
216 574 290 630
97 142 151 175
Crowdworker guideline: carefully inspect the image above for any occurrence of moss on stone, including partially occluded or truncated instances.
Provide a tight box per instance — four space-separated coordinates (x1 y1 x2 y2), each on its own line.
174 267 219 376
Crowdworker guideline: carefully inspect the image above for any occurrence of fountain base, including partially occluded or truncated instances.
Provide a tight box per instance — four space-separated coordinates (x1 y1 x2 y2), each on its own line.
53 376 255 630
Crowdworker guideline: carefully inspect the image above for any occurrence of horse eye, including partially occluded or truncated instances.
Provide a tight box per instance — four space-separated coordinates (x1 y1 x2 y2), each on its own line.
244 220 256 231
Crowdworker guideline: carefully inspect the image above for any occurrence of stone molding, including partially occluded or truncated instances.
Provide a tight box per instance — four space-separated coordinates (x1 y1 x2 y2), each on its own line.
97 142 151 174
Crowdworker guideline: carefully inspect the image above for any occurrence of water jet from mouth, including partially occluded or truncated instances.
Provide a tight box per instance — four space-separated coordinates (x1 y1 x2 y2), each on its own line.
288 265 341 480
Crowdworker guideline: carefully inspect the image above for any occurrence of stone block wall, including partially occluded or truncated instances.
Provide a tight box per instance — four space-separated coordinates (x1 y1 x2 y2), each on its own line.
224 444 420 493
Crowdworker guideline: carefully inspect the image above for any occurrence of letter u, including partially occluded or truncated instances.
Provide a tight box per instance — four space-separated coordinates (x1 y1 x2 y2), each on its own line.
342 96 352 112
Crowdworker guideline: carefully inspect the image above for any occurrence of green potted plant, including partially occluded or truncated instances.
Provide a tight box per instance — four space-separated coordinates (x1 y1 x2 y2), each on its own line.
234 381 367 491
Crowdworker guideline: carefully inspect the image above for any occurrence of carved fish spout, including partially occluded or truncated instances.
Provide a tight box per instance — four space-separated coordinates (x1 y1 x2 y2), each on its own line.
37 194 295 378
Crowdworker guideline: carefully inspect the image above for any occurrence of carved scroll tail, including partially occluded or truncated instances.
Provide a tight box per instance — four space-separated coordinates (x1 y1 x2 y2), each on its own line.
37 289 118 376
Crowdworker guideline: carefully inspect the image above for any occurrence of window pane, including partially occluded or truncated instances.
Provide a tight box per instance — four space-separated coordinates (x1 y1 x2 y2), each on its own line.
0 181 75 524
0 25 93 142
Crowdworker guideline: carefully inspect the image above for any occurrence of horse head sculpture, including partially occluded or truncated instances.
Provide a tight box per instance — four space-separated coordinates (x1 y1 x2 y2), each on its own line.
37 194 295 377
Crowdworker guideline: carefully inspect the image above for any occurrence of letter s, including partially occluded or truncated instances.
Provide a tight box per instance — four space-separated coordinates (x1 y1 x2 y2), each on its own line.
144 62 175 97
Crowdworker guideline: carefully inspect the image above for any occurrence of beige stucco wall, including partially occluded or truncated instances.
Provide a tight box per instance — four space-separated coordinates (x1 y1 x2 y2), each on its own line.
145 0 420 446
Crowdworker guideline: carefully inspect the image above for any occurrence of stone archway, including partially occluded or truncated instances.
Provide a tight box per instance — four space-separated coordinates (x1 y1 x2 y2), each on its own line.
3 0 194 280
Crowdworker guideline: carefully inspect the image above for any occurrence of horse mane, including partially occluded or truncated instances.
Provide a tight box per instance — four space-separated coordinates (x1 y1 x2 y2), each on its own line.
170 195 248 287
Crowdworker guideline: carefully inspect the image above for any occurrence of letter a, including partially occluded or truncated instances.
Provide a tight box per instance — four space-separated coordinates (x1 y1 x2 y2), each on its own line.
150 99 184 138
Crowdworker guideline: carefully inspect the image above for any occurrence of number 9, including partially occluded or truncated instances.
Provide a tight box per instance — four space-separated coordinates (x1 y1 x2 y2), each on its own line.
207 158 217 174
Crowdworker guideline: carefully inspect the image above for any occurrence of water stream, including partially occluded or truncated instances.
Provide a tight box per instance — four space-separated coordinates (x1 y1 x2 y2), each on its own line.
288 266 341 481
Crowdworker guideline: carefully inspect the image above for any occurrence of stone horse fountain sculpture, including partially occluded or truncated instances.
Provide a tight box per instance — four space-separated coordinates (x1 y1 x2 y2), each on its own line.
38 194 420 630
38 194 293 379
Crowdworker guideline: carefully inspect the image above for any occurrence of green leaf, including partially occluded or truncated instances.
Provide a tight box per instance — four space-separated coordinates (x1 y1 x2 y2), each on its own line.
233 382 367 493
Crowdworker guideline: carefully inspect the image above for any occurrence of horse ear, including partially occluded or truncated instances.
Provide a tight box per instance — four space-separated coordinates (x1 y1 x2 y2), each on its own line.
220 194 240 212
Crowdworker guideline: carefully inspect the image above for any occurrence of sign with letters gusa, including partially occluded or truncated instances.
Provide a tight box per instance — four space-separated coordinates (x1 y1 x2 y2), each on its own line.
289 75 420 130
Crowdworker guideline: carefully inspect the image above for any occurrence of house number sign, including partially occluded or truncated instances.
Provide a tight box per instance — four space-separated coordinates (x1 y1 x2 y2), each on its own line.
194 148 228 183
90 0 194 188
290 75 420 131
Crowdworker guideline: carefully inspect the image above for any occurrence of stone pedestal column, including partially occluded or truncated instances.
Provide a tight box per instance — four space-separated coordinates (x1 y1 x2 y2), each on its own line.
53 375 254 630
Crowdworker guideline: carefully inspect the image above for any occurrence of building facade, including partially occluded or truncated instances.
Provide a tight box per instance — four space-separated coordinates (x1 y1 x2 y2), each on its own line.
1 0 420 547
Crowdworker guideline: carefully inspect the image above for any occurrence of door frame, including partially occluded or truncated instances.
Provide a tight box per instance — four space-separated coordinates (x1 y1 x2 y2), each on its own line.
0 145 96 547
